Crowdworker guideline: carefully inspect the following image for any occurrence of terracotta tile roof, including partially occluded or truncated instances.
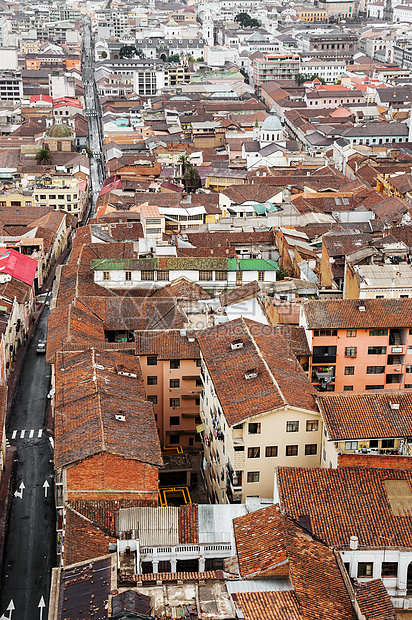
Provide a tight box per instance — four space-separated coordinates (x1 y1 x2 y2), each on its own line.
54 348 162 469
234 505 288 577
197 318 317 426
234 506 357 620
277 466 412 548
317 390 412 441
150 276 211 300
392 225 412 248
303 298 412 330
232 591 304 620
368 196 409 224
275 326 310 358
354 580 397 620
387 173 412 195
220 280 260 308
222 185 282 205
176 246 236 257
135 329 200 360
178 504 199 544
323 232 372 257
63 506 116 566
46 302 106 363
69 498 156 534
0 278 32 305
187 231 275 248
80 295 187 331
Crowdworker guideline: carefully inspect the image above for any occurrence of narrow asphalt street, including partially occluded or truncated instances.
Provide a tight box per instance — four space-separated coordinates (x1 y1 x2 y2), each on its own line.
0 305 55 620
83 20 105 219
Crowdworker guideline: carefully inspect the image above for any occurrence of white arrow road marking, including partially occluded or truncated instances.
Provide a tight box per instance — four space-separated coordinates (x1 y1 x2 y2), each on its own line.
43 481 50 498
38 597 45 620
14 482 25 499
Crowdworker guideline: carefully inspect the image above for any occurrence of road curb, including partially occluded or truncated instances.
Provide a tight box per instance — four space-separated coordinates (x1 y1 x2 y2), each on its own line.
0 446 17 587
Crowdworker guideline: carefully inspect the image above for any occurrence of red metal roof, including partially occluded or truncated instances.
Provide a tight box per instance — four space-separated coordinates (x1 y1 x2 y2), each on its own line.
0 249 37 286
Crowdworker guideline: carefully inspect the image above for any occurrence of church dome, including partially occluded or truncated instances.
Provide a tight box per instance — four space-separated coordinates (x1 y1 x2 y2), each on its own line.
261 110 282 133
45 123 73 138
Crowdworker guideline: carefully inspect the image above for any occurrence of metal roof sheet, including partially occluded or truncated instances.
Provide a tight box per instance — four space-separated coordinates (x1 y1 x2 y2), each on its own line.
118 506 179 546
198 504 246 544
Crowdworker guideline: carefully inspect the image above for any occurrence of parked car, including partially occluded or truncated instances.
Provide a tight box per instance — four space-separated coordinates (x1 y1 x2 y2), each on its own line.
36 341 46 354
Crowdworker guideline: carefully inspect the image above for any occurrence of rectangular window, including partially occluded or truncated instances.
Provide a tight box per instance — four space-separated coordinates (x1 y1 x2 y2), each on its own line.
125 271 132 281
367 366 385 374
148 395 157 404
196 359 202 367
147 376 157 385
170 360 180 369
368 346 386 355
247 471 260 483
248 447 260 458
286 421 299 432
258 271 265 281
313 330 338 337
346 330 357 337
305 443 318 455
199 270 213 281
265 446 278 457
286 445 298 456
157 270 169 281
170 415 180 426
344 366 355 375
170 379 180 388
345 347 357 357
215 270 227 281
365 385 384 390
369 329 388 336
343 386 354 391
169 434 180 444
236 271 243 286
381 562 398 578
147 356 157 366
170 398 180 407
248 423 261 434
141 270 154 281
382 439 394 449
358 562 373 578
306 420 319 432
345 441 358 450
103 271 110 281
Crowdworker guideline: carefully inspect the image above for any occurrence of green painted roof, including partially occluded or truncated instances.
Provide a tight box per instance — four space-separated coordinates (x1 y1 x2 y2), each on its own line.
228 258 279 271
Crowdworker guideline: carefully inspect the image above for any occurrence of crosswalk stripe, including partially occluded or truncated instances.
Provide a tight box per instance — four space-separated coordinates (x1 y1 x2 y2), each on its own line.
11 430 16 439
38 429 42 438
29 429 34 438
20 430 25 439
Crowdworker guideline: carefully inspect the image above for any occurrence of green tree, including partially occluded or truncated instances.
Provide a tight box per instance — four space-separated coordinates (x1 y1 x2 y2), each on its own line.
35 148 53 165
234 12 260 28
101 50 107 58
167 53 180 62
120 45 138 59
136 48 145 59
183 164 201 193
178 154 190 175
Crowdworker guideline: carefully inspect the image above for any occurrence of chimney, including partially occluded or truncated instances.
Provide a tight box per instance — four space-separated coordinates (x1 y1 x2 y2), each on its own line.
350 536 358 550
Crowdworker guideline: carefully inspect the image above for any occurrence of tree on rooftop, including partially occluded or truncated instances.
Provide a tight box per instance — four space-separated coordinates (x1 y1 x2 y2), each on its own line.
234 12 261 28
120 45 138 59
101 50 107 58
178 154 190 175
183 164 201 193
35 148 53 165
136 48 145 59
167 53 180 63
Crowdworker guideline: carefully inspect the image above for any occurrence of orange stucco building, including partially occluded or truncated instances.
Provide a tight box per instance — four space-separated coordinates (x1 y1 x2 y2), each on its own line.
302 298 412 392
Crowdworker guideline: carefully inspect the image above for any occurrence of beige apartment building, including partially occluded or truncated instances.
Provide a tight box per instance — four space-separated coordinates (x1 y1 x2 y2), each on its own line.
34 175 87 219
197 317 321 504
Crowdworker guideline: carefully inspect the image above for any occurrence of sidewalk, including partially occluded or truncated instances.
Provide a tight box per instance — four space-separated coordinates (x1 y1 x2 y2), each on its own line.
38 244 71 295
0 447 16 587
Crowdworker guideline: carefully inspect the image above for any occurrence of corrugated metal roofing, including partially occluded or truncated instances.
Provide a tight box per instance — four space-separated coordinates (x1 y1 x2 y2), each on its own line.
198 504 247 544
226 579 293 594
227 258 279 271
0 249 37 286
118 506 179 546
